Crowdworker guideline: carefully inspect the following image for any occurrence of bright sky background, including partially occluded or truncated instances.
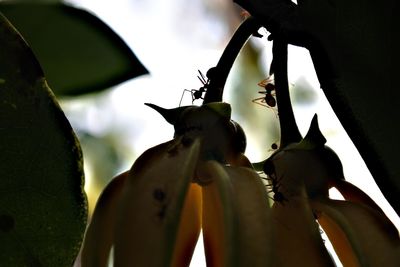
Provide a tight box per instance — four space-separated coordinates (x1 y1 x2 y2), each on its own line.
63 0 399 266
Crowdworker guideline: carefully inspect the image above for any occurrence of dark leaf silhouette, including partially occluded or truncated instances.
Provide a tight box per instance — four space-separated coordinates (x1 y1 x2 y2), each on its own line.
0 13 87 266
0 2 148 96
237 0 400 215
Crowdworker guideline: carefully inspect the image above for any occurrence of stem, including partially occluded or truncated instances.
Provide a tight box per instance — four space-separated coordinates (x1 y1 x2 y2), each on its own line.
203 16 262 104
272 39 302 146
233 0 308 48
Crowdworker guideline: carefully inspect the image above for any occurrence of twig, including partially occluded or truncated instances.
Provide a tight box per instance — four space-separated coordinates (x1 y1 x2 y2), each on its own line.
203 16 262 104
272 39 302 146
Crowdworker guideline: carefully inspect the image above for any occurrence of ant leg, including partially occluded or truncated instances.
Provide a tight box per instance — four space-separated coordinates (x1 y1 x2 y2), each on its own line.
190 89 197 104
179 89 192 106
252 97 269 107
260 175 272 181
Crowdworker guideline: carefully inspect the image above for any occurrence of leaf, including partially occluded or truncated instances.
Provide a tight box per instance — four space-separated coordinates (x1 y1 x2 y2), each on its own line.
296 0 400 216
0 2 148 96
237 0 400 216
0 13 87 266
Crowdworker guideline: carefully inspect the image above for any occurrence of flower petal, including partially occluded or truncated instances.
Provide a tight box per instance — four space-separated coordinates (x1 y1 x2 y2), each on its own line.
113 138 200 267
225 165 272 266
311 198 400 266
81 171 128 267
333 179 384 214
270 192 335 267
200 161 272 266
171 183 202 267
312 202 360 267
227 152 253 168
200 161 234 267
263 140 335 266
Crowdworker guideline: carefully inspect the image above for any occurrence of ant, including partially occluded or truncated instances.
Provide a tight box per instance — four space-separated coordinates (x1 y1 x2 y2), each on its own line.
252 76 276 108
261 176 287 204
153 187 169 222
262 159 287 204
268 142 279 152
252 76 278 117
153 188 166 202
269 182 287 203
179 70 209 106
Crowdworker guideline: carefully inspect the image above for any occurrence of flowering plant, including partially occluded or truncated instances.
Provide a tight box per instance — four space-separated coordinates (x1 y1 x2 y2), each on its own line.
82 14 400 267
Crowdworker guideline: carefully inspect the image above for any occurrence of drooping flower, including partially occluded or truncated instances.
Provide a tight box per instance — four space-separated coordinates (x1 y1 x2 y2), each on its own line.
80 102 272 267
261 114 400 266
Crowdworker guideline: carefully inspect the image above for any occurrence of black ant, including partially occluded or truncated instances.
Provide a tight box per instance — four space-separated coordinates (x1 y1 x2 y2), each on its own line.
153 187 168 221
153 188 166 202
268 142 279 152
179 70 209 106
262 159 287 204
261 176 287 204
252 76 277 114
156 204 167 221
269 183 287 203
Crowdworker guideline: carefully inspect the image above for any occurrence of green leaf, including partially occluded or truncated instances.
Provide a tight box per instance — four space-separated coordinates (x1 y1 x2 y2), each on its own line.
0 13 87 266
0 2 148 96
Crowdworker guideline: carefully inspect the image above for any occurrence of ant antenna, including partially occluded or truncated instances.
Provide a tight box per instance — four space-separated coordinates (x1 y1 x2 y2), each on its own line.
197 70 208 85
179 89 190 107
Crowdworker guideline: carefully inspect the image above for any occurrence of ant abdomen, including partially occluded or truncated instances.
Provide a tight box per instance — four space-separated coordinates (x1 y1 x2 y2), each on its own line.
263 158 288 204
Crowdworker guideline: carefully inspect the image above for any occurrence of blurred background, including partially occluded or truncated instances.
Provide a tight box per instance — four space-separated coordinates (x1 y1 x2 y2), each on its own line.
59 0 399 221
4 0 396 266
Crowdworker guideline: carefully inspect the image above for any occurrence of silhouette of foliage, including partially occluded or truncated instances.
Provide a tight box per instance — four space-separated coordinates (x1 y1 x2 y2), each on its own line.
0 13 87 266
0 2 148 96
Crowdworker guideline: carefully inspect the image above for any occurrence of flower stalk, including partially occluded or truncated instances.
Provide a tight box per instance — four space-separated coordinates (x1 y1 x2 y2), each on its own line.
203 16 262 104
271 39 302 146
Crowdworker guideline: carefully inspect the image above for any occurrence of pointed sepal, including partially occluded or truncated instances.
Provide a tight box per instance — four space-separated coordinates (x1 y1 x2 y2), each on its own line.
298 114 327 150
145 103 190 125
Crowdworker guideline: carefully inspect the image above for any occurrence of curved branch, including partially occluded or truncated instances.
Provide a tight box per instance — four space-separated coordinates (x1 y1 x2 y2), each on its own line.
203 16 262 104
234 0 308 47
272 39 302 146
